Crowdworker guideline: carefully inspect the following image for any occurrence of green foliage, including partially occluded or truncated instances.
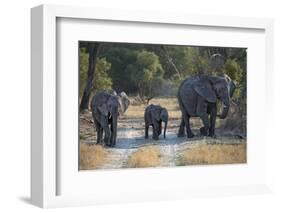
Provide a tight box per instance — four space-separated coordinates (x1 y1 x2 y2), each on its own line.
79 50 88 96
100 46 139 93
79 42 246 106
224 59 243 100
127 50 164 100
196 54 209 74
159 46 203 79
93 58 112 92
79 51 112 96
131 50 163 82
225 59 243 82
185 47 207 76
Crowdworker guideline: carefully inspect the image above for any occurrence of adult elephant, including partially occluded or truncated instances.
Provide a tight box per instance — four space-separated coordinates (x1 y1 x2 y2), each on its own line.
177 75 236 138
144 104 168 140
91 91 130 147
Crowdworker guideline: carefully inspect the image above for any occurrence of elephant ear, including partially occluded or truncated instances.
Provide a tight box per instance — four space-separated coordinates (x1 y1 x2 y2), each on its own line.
194 81 217 103
160 108 168 122
97 103 109 116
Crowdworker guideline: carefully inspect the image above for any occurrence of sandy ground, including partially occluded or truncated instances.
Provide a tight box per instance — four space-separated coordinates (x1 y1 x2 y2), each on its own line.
80 110 245 169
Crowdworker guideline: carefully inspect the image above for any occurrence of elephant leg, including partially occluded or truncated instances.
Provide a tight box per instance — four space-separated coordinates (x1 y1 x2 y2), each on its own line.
103 125 111 146
145 124 149 139
152 123 159 140
182 114 194 138
158 121 162 136
199 113 210 136
109 124 116 147
178 117 185 137
208 104 217 137
94 120 102 144
178 95 186 137
197 98 209 136
185 116 194 138
100 127 104 143
109 114 118 147
110 122 114 145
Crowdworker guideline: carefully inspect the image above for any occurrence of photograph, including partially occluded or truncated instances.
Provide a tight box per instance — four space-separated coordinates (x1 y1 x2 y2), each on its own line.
79 41 247 170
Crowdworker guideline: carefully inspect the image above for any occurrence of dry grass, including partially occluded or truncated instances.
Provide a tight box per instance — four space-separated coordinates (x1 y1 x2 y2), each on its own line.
79 111 96 142
150 98 181 119
79 143 109 170
177 143 246 166
125 97 181 119
125 104 147 119
127 146 162 168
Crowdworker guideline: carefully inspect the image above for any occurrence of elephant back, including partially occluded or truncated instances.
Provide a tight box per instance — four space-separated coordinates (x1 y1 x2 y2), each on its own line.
91 91 119 115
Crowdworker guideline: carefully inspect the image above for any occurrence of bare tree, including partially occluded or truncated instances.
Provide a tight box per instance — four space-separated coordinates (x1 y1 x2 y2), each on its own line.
160 45 182 80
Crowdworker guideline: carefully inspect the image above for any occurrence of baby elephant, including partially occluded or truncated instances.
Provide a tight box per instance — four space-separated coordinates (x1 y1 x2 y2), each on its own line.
144 104 168 140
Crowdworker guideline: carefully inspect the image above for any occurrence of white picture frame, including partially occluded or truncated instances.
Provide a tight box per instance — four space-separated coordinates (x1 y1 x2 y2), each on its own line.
31 4 274 208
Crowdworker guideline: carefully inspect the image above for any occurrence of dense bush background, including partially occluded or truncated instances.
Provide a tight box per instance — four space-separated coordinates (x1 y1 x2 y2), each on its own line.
79 42 246 104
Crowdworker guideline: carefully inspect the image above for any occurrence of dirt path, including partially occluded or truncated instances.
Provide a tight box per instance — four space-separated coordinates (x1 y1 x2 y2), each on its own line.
95 119 184 169
159 141 177 167
98 127 137 169
99 122 193 169
80 112 246 170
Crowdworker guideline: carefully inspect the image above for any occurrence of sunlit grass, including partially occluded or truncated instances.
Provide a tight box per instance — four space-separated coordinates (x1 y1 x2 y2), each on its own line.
127 146 161 168
79 143 109 170
177 142 246 166
125 97 181 119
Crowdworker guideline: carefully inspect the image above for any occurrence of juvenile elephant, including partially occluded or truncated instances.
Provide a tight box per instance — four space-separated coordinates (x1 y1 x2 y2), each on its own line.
144 104 168 140
177 75 236 138
91 91 130 147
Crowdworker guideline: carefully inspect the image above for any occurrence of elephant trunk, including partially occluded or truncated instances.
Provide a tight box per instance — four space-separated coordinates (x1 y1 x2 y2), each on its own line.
218 78 236 119
218 96 230 119
163 121 167 139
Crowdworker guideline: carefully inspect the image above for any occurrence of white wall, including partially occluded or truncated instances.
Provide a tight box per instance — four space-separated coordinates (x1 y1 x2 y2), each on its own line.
0 0 280 212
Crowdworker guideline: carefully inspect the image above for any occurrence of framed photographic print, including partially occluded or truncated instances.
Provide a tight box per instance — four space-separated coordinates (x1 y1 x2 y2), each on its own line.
78 41 247 171
31 4 274 208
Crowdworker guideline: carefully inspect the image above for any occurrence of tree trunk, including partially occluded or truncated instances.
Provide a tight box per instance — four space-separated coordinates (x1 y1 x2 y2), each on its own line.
146 96 153 105
80 43 100 111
